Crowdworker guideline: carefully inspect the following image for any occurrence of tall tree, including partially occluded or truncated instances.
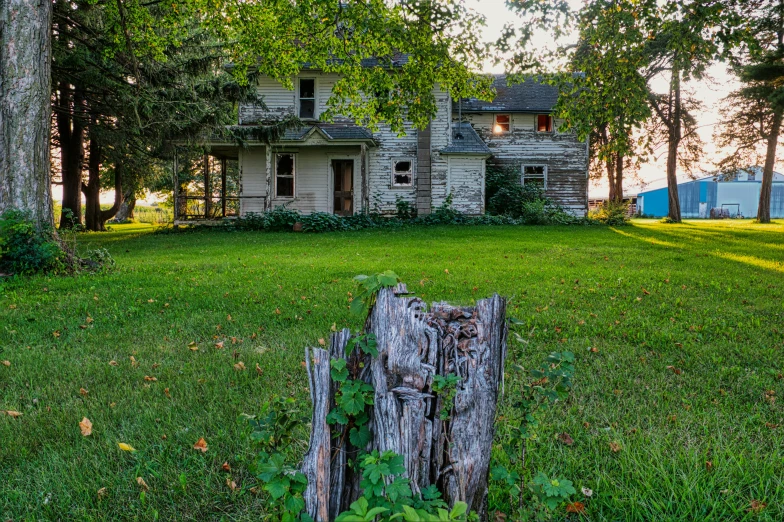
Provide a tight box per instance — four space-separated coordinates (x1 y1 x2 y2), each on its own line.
717 0 784 223
643 1 742 222
0 0 53 228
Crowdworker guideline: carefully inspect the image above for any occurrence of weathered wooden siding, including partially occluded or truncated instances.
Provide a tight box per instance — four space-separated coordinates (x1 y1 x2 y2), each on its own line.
447 157 485 214
239 145 361 215
463 113 588 214
430 88 452 209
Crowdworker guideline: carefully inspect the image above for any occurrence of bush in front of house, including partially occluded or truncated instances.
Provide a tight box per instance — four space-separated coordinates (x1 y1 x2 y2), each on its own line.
484 166 579 225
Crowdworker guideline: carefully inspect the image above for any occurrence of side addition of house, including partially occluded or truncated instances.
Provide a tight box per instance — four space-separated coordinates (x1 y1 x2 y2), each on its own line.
174 70 589 221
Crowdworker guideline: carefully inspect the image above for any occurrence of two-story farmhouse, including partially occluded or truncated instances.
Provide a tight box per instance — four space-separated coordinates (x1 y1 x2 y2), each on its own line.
175 71 589 221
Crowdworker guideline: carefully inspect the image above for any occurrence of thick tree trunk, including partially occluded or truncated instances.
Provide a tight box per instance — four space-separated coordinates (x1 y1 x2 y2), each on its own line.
0 0 54 228
611 152 624 204
115 186 136 221
757 111 782 223
666 68 682 223
83 138 122 232
57 83 86 229
303 286 507 521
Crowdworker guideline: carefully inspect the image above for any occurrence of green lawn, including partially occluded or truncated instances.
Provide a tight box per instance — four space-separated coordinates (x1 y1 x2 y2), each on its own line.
2 220 783 521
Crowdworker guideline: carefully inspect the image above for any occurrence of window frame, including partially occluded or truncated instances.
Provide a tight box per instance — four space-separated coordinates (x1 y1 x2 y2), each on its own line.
493 114 511 134
391 158 415 188
521 164 547 190
297 78 317 120
274 153 296 199
535 114 554 133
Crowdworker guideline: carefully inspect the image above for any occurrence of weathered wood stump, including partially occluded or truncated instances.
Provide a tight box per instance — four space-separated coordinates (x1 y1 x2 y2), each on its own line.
303 285 507 521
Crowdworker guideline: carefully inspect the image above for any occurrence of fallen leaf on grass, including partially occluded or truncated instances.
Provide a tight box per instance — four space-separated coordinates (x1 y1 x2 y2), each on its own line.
118 442 136 452
130 356 138 367
214 341 224 349
136 477 149 490
255 363 263 376
222 462 231 472
581 487 593 497
589 347 599 353
164 388 171 398
609 442 621 453
557 432 574 446
193 437 208 452
109 360 118 366
749 500 766 513
566 501 586 514
79 417 93 436
226 477 238 491
188 342 199 351
234 362 246 371
97 487 107 498
666 365 683 375
318 338 325 346
706 461 713 471
1 360 10 367
3 410 23 418
143 376 157 382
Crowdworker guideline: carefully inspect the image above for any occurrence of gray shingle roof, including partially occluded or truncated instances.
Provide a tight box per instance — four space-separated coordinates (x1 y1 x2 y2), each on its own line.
280 124 376 142
441 122 491 156
456 75 559 113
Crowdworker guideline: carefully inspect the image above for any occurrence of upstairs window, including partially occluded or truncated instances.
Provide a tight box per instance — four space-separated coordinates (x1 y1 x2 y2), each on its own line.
522 165 546 189
494 114 510 134
536 114 553 133
275 154 295 198
299 79 315 119
392 159 413 187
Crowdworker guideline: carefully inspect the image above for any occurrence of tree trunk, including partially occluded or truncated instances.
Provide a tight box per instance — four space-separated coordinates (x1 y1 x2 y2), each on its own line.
83 138 122 232
612 151 624 204
666 67 682 222
115 186 136 221
303 285 508 521
757 110 782 223
57 83 86 229
0 0 54 228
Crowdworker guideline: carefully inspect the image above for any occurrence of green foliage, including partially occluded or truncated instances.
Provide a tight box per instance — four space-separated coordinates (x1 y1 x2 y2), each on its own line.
587 201 631 226
530 473 576 512
327 353 374 449
395 197 416 220
350 271 401 316
256 453 312 522
432 374 461 420
246 396 305 455
0 209 65 275
485 168 579 225
347 333 379 357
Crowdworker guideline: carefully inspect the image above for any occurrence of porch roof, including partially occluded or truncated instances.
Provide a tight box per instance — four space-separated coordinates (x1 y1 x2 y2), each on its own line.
280 123 377 144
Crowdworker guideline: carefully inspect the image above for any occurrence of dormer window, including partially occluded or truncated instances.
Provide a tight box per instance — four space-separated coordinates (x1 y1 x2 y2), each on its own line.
494 114 510 134
299 79 315 119
536 114 553 133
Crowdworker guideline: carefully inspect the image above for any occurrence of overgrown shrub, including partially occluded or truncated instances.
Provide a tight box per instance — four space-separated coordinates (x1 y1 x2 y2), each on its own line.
485 167 579 225
0 209 65 275
587 201 631 226
395 196 416 220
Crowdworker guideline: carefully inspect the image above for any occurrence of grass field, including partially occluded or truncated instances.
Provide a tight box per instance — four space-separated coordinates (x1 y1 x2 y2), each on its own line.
2 220 783 521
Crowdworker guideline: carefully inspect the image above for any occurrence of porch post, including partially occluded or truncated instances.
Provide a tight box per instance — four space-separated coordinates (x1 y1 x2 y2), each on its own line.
265 146 272 210
173 148 179 223
203 153 211 218
221 157 227 217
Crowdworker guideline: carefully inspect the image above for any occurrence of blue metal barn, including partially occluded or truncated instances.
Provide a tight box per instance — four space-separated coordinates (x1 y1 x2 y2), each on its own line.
637 168 784 218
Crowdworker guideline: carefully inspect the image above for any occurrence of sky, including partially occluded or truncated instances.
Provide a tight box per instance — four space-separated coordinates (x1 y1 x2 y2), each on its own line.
465 0 753 198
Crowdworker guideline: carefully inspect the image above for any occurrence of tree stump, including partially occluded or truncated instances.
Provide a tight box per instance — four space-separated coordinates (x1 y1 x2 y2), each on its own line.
302 285 507 521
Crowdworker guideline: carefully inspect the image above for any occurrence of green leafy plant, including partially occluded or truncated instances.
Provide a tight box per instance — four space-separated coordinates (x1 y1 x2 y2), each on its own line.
432 374 461 420
530 472 576 512
0 209 65 275
256 453 312 522
351 270 401 316
587 200 630 226
395 196 416 220
327 358 374 448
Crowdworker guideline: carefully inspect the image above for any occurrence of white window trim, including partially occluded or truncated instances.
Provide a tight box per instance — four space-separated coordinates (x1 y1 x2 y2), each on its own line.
297 77 318 120
493 114 511 134
535 114 554 134
391 158 415 188
521 164 547 190
274 152 296 199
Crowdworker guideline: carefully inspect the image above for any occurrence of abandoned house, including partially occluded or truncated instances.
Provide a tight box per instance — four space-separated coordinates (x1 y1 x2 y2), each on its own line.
174 69 589 221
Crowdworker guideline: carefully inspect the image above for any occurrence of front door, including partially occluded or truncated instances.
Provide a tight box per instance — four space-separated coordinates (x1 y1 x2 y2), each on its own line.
332 160 354 216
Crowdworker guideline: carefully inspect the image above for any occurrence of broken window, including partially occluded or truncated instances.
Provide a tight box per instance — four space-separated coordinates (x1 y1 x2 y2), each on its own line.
392 159 413 187
522 165 546 190
275 154 295 198
299 79 315 119
494 114 510 134
536 114 553 133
